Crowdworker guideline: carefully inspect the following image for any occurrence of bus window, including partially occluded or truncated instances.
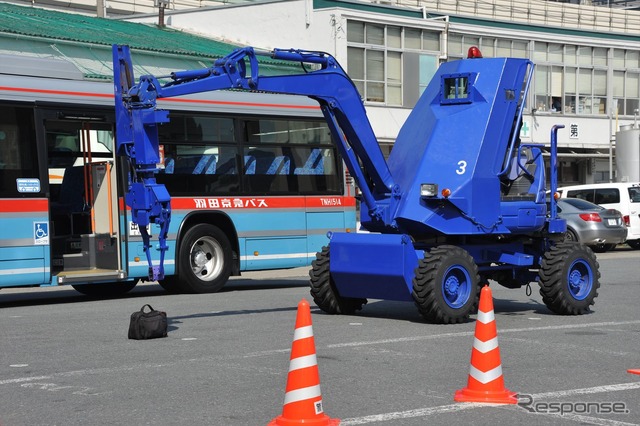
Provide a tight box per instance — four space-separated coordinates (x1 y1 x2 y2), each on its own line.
241 145 341 194
246 118 332 144
160 113 235 143
0 105 39 197
158 143 241 195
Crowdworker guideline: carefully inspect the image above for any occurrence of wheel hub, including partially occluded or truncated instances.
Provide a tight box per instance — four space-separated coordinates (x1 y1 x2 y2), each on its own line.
567 259 593 300
569 270 583 291
441 265 472 309
192 249 209 268
444 276 460 297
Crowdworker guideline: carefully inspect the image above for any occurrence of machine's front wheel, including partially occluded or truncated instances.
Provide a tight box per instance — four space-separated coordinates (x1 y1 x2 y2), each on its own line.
412 245 480 324
309 246 367 315
539 242 600 315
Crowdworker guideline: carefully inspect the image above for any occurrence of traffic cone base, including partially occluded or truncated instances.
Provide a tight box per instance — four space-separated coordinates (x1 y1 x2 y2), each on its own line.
268 299 340 426
628 369 640 376
454 386 517 404
268 414 340 426
455 286 517 405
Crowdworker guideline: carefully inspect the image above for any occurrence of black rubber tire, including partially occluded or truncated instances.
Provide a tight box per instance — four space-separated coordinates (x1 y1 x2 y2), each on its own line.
538 242 600 315
564 228 579 243
412 245 480 324
590 243 615 253
309 246 367 315
72 281 137 297
174 224 232 293
158 277 182 294
627 240 640 250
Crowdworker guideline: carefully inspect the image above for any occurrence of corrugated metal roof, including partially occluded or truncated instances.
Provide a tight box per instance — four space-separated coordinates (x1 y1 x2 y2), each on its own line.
0 2 299 79
0 2 233 57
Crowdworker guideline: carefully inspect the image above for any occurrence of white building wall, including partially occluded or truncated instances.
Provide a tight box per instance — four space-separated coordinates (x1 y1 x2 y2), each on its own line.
127 0 331 51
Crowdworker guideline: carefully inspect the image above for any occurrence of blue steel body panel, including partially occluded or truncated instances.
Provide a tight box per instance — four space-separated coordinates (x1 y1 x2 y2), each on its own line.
381 58 539 235
329 232 420 301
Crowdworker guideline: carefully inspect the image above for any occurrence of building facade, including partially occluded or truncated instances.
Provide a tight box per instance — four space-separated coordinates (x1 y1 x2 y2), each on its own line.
124 0 640 185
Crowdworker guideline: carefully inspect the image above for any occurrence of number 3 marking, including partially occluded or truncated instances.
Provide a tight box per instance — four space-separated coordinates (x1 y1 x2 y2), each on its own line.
456 160 467 175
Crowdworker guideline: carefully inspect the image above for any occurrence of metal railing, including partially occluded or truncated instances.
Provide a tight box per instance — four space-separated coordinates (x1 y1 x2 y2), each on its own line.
8 0 640 31
395 0 640 33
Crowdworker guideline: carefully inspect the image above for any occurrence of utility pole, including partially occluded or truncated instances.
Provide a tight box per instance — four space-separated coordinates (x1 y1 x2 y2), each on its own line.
96 0 105 17
156 0 170 28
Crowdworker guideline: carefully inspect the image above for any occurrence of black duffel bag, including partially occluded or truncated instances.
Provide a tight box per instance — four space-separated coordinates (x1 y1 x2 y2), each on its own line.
128 304 168 340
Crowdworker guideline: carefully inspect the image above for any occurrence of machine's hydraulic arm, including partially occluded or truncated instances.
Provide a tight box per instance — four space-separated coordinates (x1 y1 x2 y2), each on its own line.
114 45 394 212
112 45 397 279
113 45 171 281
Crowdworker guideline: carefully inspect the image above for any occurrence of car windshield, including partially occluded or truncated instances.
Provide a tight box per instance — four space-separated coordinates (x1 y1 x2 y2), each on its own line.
561 198 604 211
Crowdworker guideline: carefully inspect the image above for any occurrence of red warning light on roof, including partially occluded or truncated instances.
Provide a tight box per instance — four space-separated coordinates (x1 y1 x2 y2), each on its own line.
467 46 483 59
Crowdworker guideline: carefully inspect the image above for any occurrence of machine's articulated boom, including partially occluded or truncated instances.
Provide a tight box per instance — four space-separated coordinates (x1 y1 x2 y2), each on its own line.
113 45 171 281
116 45 393 214
112 45 399 278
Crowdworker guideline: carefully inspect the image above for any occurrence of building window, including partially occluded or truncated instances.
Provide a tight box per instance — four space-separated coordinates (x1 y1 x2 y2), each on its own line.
613 49 640 116
449 35 528 60
534 65 564 113
347 20 440 107
533 43 610 116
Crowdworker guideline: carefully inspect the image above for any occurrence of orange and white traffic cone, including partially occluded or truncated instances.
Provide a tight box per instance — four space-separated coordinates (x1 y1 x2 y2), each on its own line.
455 285 517 404
268 299 340 426
628 369 640 375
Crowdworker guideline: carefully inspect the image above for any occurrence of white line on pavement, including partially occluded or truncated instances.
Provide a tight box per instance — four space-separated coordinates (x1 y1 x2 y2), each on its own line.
340 382 640 425
0 376 51 385
327 320 640 349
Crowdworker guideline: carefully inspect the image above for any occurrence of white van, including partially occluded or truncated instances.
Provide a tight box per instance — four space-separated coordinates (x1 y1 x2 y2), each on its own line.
557 182 640 249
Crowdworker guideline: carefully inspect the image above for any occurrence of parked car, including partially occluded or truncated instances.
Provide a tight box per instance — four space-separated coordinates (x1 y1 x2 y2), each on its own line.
554 198 628 253
557 182 640 249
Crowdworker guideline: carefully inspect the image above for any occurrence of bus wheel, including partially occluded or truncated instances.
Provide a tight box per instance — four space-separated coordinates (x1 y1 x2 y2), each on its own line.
72 282 137 297
176 224 232 293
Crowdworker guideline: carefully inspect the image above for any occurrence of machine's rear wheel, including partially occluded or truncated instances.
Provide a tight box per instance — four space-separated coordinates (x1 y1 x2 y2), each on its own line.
412 245 480 324
72 281 137 297
539 242 600 315
309 246 367 314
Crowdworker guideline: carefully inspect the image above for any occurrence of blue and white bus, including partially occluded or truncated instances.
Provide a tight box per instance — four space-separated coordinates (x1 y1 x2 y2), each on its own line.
0 55 356 296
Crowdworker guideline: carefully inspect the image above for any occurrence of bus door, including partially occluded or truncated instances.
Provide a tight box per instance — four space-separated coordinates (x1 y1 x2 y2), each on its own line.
39 107 124 284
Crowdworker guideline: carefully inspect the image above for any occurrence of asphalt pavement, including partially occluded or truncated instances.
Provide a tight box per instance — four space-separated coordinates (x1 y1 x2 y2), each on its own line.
0 247 639 425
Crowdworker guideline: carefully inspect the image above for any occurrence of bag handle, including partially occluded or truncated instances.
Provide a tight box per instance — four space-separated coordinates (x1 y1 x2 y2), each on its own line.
141 304 155 312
